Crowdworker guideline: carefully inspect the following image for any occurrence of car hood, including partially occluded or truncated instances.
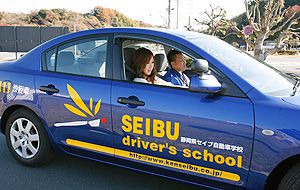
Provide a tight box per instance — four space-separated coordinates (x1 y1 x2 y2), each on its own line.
282 95 300 107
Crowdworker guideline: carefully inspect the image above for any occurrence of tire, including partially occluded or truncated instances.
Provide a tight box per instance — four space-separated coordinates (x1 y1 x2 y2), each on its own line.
5 108 54 167
278 163 300 190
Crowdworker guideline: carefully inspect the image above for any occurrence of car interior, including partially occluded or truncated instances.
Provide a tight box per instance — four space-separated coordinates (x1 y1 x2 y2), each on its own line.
119 39 245 97
45 42 107 78
121 39 192 82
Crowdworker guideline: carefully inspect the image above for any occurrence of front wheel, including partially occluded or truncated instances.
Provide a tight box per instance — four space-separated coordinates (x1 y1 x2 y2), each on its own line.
278 163 300 190
5 108 54 167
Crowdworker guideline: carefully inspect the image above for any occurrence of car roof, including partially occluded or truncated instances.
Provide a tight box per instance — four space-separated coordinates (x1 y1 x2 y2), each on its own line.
38 27 210 50
61 27 207 41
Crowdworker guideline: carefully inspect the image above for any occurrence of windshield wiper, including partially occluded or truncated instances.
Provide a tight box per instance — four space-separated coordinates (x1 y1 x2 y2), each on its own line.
286 73 300 96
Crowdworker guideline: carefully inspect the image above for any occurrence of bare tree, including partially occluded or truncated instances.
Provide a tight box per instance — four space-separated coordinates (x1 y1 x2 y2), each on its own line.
195 5 228 36
230 0 300 61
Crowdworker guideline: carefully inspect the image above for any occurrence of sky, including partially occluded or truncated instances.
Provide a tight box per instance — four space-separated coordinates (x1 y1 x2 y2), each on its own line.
0 0 245 28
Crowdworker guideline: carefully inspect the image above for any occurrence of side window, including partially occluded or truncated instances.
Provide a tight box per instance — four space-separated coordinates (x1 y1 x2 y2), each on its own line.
45 48 56 71
45 37 108 78
122 40 192 87
119 38 245 97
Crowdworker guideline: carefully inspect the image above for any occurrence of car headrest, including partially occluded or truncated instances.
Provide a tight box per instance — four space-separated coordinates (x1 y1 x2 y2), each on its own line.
98 51 106 63
124 48 136 65
57 51 75 66
154 53 167 72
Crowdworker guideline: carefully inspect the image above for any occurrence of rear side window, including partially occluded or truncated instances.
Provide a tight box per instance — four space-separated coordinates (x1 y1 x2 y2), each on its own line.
44 37 108 78
45 48 56 72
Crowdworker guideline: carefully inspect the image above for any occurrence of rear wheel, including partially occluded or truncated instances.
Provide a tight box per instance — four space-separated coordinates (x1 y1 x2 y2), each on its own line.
5 108 54 167
278 163 300 190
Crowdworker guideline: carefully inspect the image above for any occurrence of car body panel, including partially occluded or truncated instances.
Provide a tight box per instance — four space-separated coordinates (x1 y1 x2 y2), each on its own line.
245 88 300 189
111 80 254 189
0 65 39 126
0 28 299 190
34 72 114 154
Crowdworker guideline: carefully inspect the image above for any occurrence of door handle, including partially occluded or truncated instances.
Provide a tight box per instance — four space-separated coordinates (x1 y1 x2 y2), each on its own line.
39 84 59 94
117 96 145 107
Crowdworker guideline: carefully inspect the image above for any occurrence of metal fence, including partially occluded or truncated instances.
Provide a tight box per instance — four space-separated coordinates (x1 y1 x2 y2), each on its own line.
0 26 69 52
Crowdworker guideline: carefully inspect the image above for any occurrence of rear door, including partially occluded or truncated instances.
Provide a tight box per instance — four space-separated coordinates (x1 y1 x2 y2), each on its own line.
111 35 254 189
35 35 114 157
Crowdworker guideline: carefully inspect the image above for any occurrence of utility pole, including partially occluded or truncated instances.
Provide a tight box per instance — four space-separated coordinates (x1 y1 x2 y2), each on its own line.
188 16 191 30
167 0 171 28
176 0 179 29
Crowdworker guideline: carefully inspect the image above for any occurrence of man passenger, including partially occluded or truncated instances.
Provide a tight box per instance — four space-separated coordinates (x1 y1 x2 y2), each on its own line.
163 50 190 87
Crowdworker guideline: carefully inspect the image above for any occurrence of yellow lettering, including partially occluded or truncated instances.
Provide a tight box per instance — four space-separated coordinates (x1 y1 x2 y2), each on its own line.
121 115 181 141
141 141 149 149
122 115 132 133
133 116 143 135
2 82 6 93
203 149 213 162
122 135 130 146
145 118 151 136
158 143 166 152
7 82 11 93
214 155 225 165
192 150 202 160
153 119 165 138
166 121 179 141
131 138 136 147
183 148 191 158
225 157 236 167
149 143 158 151
168 146 177 155
136 137 141 148
237 156 242 168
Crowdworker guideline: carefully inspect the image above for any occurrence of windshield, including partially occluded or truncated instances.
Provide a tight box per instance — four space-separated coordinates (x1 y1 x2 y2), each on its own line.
191 36 294 96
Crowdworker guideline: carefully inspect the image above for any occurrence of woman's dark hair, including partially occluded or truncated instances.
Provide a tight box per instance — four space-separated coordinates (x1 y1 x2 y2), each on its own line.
131 48 157 84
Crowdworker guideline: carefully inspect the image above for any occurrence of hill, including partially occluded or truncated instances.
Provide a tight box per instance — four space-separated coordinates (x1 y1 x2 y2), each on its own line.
0 6 152 31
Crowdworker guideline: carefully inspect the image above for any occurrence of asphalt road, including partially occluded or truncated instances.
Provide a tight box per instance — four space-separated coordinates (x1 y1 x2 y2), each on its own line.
265 55 300 76
0 134 203 190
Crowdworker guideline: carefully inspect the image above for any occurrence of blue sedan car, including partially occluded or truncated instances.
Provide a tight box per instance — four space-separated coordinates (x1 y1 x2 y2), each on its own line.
0 28 299 190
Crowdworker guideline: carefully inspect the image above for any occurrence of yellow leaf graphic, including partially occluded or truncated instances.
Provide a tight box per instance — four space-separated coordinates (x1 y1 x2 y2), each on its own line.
94 99 101 115
64 104 87 117
89 97 93 112
67 84 94 117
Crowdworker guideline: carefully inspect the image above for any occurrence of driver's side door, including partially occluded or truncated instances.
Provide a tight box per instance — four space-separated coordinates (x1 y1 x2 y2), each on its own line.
111 36 254 190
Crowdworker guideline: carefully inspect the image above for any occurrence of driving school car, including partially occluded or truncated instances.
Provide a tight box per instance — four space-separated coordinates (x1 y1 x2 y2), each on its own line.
0 28 299 190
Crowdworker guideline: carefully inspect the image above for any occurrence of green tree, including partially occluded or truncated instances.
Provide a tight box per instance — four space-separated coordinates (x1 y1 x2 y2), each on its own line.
285 0 300 7
91 6 115 26
91 6 140 27
29 9 59 26
83 15 103 29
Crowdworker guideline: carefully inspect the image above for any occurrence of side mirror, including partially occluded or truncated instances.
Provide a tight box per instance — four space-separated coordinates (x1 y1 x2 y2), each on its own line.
191 59 209 74
189 59 221 93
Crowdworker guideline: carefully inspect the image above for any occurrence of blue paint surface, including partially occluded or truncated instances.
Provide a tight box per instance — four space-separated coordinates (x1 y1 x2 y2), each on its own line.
0 28 299 190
